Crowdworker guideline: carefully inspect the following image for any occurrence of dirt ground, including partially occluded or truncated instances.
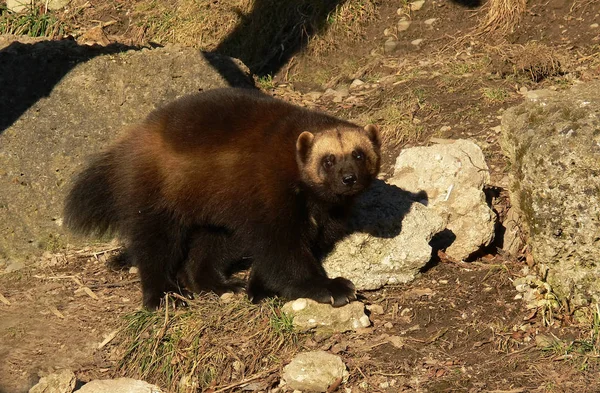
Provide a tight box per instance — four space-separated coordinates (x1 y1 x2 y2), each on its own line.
1 0 600 392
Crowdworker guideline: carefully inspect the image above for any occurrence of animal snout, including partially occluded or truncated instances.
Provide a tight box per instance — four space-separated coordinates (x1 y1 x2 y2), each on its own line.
342 174 357 186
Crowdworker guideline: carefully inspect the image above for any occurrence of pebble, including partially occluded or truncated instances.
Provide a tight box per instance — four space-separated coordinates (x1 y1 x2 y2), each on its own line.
410 0 425 11
349 79 365 89
591 23 599 28
397 19 412 31
128 266 139 274
305 91 322 101
424 18 437 25
440 125 452 132
384 39 399 54
411 38 424 46
366 304 384 314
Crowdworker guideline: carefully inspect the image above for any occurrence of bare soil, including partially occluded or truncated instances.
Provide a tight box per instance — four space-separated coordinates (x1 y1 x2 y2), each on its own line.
1 0 599 392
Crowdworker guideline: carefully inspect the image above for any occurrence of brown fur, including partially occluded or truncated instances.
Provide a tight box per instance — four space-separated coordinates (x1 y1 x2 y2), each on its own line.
64 88 381 309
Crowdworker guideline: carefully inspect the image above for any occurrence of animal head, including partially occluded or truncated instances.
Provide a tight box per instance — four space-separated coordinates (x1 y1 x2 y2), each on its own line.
296 124 381 201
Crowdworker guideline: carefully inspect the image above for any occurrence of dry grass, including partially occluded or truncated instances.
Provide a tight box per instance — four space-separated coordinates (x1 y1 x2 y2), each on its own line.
489 42 565 82
475 0 527 38
357 88 436 148
305 0 378 57
116 294 301 392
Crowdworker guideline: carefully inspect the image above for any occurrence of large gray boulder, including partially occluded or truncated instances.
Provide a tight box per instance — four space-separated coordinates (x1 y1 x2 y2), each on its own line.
324 180 447 290
390 139 496 260
0 37 251 270
500 82 600 305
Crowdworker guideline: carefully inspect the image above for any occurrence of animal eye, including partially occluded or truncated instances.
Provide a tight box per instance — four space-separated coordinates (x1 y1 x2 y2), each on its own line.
322 155 335 169
352 150 363 160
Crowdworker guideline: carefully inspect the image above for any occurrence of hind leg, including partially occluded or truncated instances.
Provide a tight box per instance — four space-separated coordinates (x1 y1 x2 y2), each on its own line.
128 215 189 310
181 228 248 295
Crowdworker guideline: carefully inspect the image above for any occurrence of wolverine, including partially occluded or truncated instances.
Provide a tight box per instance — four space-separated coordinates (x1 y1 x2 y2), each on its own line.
64 88 381 310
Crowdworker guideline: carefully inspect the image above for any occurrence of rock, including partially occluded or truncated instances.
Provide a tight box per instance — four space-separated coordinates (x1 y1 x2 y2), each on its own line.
0 37 252 269
500 82 600 305
409 0 425 11
322 86 349 102
397 20 412 32
390 140 496 260
424 18 437 26
6 0 33 13
282 351 348 392
29 371 72 393
383 39 398 54
501 206 524 256
305 91 323 101
411 38 424 46
366 304 384 315
47 0 71 10
77 378 163 393
281 299 370 333
349 79 365 90
324 180 447 290
591 23 599 29
29 370 76 393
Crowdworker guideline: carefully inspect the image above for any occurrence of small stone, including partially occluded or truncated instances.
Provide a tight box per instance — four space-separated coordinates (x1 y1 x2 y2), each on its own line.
128 266 139 275
77 378 164 393
366 304 384 315
439 125 451 132
291 298 308 311
6 0 33 13
47 0 71 10
397 20 412 32
282 299 370 333
591 23 599 28
29 370 76 393
410 0 425 11
383 39 398 54
411 38 424 46
349 80 365 91
384 322 394 329
282 351 348 392
424 18 437 25
220 292 234 302
305 91 323 101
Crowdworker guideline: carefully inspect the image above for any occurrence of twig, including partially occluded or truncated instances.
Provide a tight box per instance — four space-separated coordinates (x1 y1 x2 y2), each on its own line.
98 329 120 349
212 366 278 393
34 274 83 287
87 278 140 289
0 292 11 305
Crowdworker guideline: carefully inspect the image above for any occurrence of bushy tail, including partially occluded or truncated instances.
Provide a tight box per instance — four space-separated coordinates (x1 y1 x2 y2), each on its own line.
63 151 120 236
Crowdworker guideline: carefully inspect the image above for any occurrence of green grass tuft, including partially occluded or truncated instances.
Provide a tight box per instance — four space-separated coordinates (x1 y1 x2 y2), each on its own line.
0 3 65 37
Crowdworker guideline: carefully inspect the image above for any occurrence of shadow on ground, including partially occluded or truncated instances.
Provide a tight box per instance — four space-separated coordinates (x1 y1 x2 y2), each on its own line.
203 0 350 83
0 38 139 134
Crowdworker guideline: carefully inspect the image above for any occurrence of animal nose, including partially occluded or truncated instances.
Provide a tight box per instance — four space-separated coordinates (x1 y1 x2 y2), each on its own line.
342 174 357 186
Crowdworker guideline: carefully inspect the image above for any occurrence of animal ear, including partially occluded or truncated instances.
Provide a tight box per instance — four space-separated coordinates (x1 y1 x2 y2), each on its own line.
296 131 315 163
364 124 381 149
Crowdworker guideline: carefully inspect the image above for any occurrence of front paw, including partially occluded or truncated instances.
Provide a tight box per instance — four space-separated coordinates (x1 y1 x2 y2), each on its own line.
326 277 357 307
286 277 356 307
